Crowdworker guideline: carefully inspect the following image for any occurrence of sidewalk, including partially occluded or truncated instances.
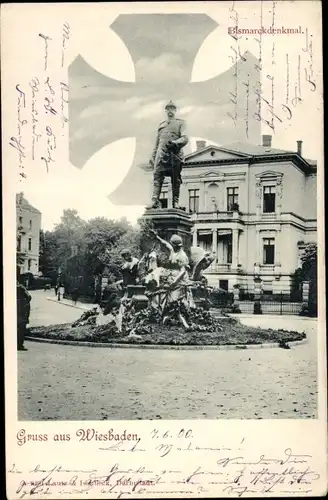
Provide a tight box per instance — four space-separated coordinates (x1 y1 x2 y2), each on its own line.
210 309 315 321
228 312 316 321
46 296 95 311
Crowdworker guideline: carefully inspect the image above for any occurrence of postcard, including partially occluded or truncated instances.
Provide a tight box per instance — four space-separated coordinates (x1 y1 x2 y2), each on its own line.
2 1 327 498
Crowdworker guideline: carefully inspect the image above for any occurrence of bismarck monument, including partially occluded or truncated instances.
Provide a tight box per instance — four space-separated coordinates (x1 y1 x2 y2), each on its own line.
146 100 188 210
130 100 217 330
30 103 306 346
142 100 193 249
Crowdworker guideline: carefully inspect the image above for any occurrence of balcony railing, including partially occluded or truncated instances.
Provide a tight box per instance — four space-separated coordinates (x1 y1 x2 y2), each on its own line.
205 262 232 273
192 211 241 222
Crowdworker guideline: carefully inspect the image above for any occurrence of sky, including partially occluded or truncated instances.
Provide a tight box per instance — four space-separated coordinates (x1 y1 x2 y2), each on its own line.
15 2 323 230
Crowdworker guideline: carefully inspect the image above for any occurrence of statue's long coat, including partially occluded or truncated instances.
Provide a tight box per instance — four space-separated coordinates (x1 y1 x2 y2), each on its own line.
150 118 188 173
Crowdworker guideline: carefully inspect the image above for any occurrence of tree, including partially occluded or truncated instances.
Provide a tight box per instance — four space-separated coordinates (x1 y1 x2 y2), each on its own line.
301 243 317 277
39 230 59 279
102 227 142 282
301 243 317 316
53 209 86 269
83 217 134 277
38 209 140 296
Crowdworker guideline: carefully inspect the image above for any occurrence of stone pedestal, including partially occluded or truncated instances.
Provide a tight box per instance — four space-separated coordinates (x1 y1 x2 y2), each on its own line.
253 277 263 315
126 285 149 310
232 285 241 313
142 208 193 250
299 280 310 316
302 281 310 303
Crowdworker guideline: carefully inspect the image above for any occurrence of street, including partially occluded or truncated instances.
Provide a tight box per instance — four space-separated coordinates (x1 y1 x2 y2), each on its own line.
18 291 318 420
28 290 90 326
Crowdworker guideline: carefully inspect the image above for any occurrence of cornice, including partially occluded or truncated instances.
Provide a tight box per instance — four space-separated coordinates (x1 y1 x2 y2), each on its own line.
184 154 316 175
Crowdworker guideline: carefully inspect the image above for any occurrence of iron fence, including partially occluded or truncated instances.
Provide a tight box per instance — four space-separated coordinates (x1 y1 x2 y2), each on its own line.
238 301 302 315
238 291 303 315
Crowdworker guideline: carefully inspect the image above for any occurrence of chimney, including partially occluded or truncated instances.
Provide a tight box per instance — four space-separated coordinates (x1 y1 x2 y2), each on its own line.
196 140 206 151
297 140 303 156
262 135 272 147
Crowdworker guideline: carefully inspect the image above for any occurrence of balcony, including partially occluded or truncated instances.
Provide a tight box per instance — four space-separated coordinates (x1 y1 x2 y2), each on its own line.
192 210 242 222
204 263 245 274
206 262 232 273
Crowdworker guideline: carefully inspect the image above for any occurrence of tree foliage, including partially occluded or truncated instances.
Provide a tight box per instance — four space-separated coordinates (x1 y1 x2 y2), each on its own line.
53 209 86 269
83 217 133 276
298 243 317 316
301 243 317 279
39 230 59 279
39 209 140 295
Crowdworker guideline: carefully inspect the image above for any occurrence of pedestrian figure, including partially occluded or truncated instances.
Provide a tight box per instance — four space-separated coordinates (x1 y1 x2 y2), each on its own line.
57 284 64 301
17 281 31 351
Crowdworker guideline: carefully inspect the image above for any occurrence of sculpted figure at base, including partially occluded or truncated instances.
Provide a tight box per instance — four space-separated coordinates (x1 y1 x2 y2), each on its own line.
148 229 193 328
120 249 139 287
147 101 189 209
189 246 216 281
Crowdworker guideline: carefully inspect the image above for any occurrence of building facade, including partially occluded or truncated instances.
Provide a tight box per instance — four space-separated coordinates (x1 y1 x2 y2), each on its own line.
146 136 317 293
16 193 42 276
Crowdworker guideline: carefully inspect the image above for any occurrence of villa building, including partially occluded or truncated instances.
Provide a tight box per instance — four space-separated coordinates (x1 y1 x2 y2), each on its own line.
150 135 317 293
16 193 42 276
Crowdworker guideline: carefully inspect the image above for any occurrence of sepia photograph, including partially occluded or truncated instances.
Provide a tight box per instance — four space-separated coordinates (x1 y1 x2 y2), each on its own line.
16 7 319 422
3 1 326 498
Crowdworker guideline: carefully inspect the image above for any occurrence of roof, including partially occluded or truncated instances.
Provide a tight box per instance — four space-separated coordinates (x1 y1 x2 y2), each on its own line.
221 141 293 156
222 142 317 166
16 193 41 214
184 142 317 172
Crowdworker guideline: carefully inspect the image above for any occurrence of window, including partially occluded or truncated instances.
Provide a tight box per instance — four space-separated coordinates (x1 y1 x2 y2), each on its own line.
219 279 229 291
263 238 275 264
189 189 199 212
227 187 239 211
227 240 232 264
28 259 32 271
28 238 32 251
17 236 22 252
263 185 276 213
19 216 23 225
29 219 32 230
159 192 168 209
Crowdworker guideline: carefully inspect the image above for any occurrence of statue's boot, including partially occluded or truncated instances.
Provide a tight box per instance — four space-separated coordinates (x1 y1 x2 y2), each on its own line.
172 182 181 209
146 178 163 209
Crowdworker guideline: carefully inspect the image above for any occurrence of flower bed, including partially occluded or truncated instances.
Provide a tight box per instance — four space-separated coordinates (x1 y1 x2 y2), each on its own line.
28 316 306 346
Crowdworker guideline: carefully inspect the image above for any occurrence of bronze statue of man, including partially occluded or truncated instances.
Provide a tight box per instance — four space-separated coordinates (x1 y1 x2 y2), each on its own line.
147 101 188 209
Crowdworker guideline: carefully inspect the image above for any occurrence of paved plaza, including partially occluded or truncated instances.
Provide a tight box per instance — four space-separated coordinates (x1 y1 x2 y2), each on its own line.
18 291 318 420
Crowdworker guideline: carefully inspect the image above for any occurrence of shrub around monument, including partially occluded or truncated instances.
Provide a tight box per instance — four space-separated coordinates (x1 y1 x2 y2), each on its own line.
28 303 306 347
209 287 234 308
